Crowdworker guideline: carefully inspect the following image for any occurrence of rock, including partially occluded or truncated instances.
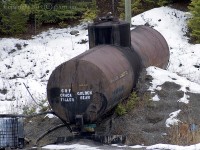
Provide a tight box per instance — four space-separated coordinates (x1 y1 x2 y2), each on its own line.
70 30 79 35
8 49 16 54
78 39 88 44
15 43 22 50
0 88 8 95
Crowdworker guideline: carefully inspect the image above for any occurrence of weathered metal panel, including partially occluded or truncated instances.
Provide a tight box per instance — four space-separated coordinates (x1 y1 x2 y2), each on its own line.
131 25 169 69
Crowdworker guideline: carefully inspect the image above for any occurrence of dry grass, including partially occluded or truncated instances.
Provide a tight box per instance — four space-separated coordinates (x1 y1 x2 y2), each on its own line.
168 122 200 145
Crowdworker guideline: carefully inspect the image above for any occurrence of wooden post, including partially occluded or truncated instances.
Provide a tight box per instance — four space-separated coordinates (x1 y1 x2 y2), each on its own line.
125 0 131 25
112 0 115 14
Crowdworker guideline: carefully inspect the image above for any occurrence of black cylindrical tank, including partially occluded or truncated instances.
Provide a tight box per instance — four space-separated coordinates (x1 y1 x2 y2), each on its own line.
47 21 169 125
47 45 141 124
131 26 169 68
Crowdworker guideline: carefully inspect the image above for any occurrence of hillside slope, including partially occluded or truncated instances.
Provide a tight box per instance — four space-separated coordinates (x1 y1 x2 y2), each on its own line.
0 6 200 148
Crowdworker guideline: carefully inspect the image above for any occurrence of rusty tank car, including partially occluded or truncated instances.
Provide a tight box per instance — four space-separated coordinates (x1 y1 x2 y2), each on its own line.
47 17 169 132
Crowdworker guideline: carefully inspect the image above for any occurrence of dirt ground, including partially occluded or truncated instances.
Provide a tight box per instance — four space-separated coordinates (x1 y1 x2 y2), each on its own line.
23 69 200 148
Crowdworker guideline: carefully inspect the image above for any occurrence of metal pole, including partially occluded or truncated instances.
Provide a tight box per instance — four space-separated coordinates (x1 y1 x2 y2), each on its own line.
112 0 115 15
34 0 37 34
125 0 131 25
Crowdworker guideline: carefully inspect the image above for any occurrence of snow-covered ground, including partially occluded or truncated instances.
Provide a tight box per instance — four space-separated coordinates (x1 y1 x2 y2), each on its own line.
0 23 89 113
132 7 200 84
1 6 200 150
41 142 200 150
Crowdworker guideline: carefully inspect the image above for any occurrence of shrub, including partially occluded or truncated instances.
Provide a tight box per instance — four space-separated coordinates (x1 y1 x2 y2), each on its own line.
115 103 127 116
126 92 139 112
38 99 50 113
81 0 98 22
188 0 200 43
58 21 68 28
22 98 50 115
115 92 139 116
23 105 36 115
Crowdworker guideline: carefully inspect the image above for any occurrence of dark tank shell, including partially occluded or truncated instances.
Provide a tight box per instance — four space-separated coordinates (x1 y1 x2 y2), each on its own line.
47 45 141 124
131 26 169 68
47 22 169 126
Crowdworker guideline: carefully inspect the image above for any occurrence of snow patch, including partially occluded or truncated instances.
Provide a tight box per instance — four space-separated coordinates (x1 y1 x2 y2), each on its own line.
42 144 100 150
0 23 89 114
152 94 160 101
178 93 190 104
166 110 181 127
147 66 200 95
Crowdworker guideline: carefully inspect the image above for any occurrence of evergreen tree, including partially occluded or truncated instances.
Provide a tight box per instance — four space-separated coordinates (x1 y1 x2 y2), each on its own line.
81 0 98 21
29 0 94 25
0 0 30 35
188 0 200 43
118 0 172 19
157 0 169 6
0 0 96 35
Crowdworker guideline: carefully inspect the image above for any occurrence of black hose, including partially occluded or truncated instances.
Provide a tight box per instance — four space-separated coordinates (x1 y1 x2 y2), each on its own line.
35 124 66 146
23 83 41 106
0 111 75 142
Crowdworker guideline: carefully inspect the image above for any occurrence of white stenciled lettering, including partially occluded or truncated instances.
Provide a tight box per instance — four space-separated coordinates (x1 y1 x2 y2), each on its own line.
85 96 90 99
80 95 91 100
60 93 72 97
77 91 92 96
77 91 83 95
77 90 92 101
61 98 75 102
60 88 74 103
84 91 92 95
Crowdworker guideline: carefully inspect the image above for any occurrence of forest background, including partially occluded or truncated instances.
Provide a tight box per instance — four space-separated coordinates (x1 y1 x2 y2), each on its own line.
0 0 199 43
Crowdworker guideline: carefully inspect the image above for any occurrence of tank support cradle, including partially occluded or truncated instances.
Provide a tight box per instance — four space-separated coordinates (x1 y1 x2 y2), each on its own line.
57 115 126 144
56 134 126 145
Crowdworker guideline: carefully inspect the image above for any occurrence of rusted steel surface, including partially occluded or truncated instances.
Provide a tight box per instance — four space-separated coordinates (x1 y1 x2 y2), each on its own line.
131 25 169 69
47 45 140 124
47 22 170 127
